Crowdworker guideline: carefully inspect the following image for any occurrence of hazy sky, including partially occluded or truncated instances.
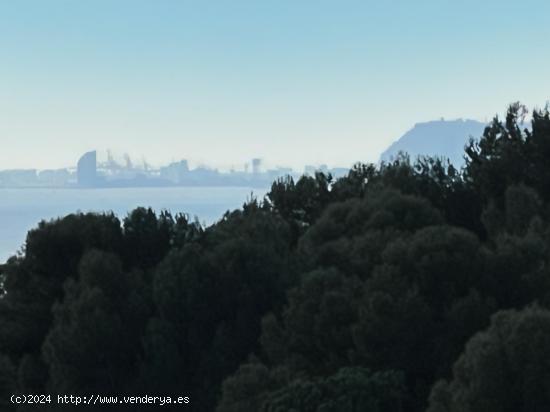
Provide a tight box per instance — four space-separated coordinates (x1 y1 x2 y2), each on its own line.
1 0 549 170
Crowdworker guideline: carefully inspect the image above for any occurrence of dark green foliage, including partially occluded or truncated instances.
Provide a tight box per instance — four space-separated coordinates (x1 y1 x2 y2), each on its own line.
428 305 550 412
260 269 362 375
267 173 333 244
298 190 444 276
260 367 405 412
352 226 494 408
465 103 550 206
504 184 542 236
2 103 550 411
216 358 276 412
141 204 294 410
43 250 148 394
0 213 125 396
122 208 201 269
217 364 405 412
0 355 16 411
331 163 375 200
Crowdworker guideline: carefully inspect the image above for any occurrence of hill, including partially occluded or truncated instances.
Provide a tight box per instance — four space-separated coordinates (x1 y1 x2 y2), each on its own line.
380 119 486 167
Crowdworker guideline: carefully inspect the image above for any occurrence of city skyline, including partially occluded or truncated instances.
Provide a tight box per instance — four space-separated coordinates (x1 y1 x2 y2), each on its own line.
0 148 345 173
0 148 352 189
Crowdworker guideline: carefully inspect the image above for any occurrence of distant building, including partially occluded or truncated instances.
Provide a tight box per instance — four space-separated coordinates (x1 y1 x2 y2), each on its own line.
77 151 97 187
38 169 71 186
0 169 38 187
252 158 262 175
275 167 293 175
160 160 189 184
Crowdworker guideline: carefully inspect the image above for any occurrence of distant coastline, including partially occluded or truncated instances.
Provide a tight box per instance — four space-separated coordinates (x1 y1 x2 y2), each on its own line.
0 150 349 189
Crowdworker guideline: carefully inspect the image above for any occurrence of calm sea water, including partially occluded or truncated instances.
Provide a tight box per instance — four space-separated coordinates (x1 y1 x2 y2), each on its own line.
0 186 268 263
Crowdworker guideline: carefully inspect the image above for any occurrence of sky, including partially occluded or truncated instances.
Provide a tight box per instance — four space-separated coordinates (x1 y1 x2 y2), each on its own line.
1 0 549 171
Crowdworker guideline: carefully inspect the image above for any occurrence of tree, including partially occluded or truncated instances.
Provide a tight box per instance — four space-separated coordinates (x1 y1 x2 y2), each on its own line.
260 269 362 376
352 225 492 410
122 208 173 269
267 173 333 243
0 355 16 412
144 204 294 410
464 104 550 207
216 358 275 412
298 189 444 277
0 213 124 394
260 367 405 412
428 305 550 412
43 250 148 395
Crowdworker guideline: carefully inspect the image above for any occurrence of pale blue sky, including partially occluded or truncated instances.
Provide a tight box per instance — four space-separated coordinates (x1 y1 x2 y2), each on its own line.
1 0 549 170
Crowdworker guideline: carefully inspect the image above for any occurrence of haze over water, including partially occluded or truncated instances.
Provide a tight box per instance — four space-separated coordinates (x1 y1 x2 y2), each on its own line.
0 186 267 262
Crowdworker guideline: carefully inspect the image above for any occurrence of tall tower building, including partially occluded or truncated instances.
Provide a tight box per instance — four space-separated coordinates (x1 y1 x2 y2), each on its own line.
252 158 262 175
77 151 97 187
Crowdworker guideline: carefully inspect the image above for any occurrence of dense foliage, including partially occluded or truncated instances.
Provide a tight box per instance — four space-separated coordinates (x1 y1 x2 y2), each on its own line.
1 104 550 411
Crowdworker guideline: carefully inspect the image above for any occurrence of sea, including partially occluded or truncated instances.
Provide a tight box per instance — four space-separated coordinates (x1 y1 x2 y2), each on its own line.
0 186 268 263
